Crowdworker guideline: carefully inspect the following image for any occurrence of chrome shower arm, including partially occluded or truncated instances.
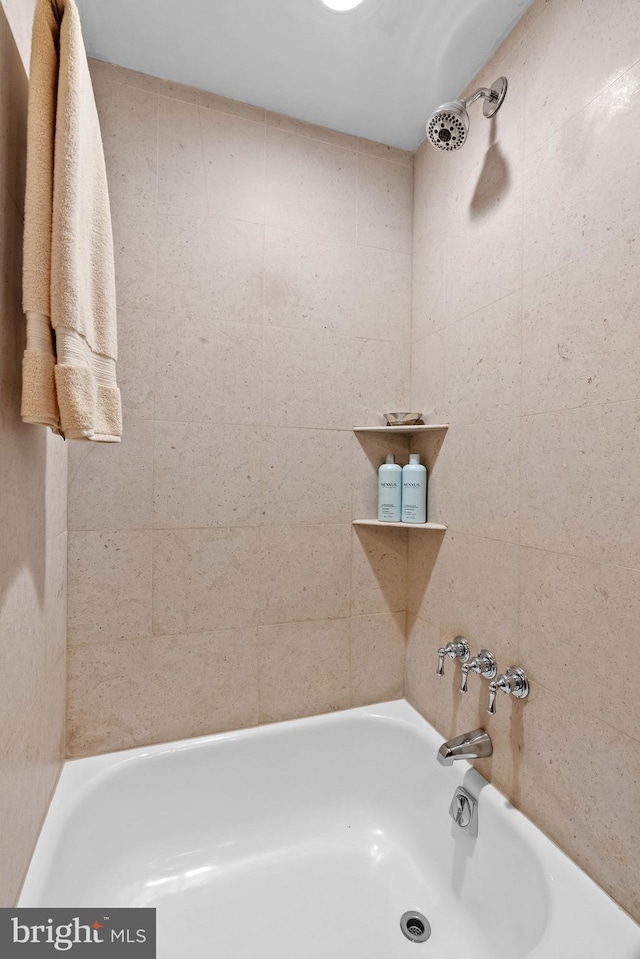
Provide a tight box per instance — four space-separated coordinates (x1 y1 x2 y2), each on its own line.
462 87 496 108
466 77 508 118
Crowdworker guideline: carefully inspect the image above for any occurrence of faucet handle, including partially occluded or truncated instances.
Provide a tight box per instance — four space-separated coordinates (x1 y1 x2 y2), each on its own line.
459 649 497 693
437 636 470 676
487 666 529 715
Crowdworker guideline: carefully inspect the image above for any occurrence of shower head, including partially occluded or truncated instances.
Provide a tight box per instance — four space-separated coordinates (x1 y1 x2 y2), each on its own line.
426 76 508 152
426 99 469 151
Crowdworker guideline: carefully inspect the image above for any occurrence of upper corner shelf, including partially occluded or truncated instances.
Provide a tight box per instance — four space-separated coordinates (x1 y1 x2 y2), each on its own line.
353 424 449 435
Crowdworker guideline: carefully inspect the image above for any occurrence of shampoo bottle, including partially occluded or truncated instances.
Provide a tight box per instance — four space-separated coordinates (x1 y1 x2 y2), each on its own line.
378 454 402 522
402 453 427 524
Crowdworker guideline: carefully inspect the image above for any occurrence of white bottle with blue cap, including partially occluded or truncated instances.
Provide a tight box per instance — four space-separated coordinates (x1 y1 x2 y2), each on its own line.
402 453 427 523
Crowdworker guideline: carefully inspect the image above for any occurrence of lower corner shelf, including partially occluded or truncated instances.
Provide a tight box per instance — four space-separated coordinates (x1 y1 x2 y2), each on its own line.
352 519 447 531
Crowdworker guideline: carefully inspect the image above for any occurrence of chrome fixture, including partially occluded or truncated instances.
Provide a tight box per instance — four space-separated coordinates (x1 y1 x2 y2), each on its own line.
437 728 493 766
487 666 530 715
437 636 470 676
449 786 478 837
400 911 432 944
426 76 508 152
459 649 497 693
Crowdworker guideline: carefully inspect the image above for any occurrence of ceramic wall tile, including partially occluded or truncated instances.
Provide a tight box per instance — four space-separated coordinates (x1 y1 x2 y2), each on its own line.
66 639 153 757
265 127 357 241
92 77 158 204
353 245 411 342
151 629 259 742
410 237 447 340
263 327 353 429
356 137 413 167
356 153 413 254
153 527 262 635
441 291 522 426
0 671 64 906
266 110 356 149
444 235 521 329
200 107 266 223
154 422 262 529
486 682 640 923
350 610 405 707
410 332 448 425
411 145 455 251
520 402 640 569
519 547 640 736
93 72 158 310
68 530 152 644
521 0 640 152
523 61 640 284
158 77 265 122
45 432 68 539
261 428 352 526
409 530 520 663
258 619 350 723
351 525 407 616
158 95 206 216
432 417 520 544
352 337 409 426
156 214 264 322
155 313 263 425
68 419 153 531
43 533 67 672
404 614 440 728
260 525 351 625
521 231 640 415
0 563 48 734
405 530 446 622
110 197 157 312
264 226 356 333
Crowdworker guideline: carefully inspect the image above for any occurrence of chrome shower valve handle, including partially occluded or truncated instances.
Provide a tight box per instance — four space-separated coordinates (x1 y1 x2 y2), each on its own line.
487 666 530 715
459 649 497 693
437 636 470 676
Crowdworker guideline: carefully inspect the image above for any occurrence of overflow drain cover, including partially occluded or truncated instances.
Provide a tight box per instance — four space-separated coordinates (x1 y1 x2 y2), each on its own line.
400 911 431 943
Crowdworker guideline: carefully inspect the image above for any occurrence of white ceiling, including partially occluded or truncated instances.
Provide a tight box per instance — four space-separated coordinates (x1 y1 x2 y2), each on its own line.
75 0 531 150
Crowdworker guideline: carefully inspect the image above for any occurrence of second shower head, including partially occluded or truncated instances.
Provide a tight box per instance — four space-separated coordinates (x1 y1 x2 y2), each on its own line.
426 76 507 152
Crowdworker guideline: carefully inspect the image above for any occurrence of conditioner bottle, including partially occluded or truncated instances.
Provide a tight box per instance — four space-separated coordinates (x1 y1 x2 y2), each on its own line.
402 453 427 524
378 454 402 522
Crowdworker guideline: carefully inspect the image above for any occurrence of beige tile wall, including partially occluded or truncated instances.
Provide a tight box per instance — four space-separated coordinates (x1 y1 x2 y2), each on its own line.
408 0 640 921
66 60 413 757
0 0 67 906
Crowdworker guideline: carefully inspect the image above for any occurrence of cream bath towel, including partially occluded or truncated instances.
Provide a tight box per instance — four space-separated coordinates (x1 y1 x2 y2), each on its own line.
21 0 122 442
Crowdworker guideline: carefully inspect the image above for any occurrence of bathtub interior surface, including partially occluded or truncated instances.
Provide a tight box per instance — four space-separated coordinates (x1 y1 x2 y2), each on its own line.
20 701 640 959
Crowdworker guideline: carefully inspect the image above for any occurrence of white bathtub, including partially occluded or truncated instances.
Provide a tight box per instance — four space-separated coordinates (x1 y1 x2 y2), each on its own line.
20 700 640 958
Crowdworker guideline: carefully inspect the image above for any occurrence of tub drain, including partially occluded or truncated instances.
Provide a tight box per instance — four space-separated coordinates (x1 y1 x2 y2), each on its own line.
400 911 431 943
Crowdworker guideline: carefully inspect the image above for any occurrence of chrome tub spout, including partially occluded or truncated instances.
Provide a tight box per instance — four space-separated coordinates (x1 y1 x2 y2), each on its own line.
437 728 493 766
